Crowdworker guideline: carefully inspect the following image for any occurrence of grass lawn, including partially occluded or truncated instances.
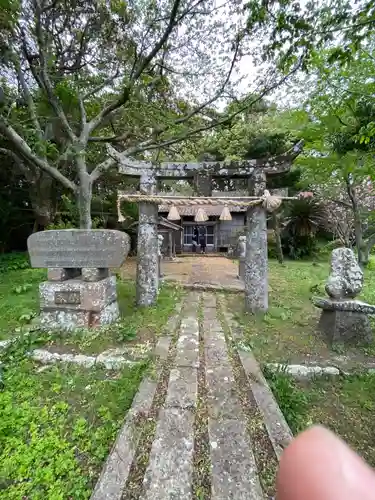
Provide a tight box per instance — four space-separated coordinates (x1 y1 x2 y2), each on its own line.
0 265 45 339
0 254 183 353
266 368 375 468
0 253 182 498
0 357 147 499
227 259 375 369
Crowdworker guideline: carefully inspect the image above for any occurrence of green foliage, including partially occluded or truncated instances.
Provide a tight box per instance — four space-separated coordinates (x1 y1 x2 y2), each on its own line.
299 373 375 467
0 266 44 339
12 283 32 295
281 199 326 259
0 359 147 498
245 0 375 70
197 108 293 161
263 366 309 434
0 253 29 273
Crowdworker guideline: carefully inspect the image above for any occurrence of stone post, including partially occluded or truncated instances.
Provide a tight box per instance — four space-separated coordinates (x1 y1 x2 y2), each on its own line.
158 234 164 280
136 171 159 306
168 231 173 259
245 170 268 312
237 235 246 280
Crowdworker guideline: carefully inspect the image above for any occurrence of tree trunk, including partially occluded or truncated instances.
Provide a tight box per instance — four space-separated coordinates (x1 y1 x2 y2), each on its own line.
77 170 93 229
345 177 365 266
26 167 56 230
272 213 284 264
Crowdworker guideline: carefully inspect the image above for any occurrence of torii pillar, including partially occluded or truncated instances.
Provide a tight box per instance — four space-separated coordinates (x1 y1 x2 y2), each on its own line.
136 171 159 306
245 170 268 312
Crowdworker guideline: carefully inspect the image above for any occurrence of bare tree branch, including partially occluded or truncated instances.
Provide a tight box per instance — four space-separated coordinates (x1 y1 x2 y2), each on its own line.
90 145 116 181
88 132 131 143
82 70 120 101
34 0 76 142
15 61 44 141
86 0 183 137
78 94 87 129
0 117 77 192
122 56 304 157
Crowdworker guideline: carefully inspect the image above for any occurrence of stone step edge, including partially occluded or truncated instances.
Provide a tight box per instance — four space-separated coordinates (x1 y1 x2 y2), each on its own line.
223 311 293 460
165 281 244 294
266 362 363 378
90 335 173 500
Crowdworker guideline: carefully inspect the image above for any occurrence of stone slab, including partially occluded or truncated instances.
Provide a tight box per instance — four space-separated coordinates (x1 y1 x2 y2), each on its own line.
82 267 110 282
91 378 157 500
209 418 263 500
39 276 117 312
175 318 199 368
223 309 293 458
38 301 119 330
203 308 217 320
205 328 243 420
142 408 194 500
237 349 293 459
318 309 372 344
168 282 244 293
47 267 80 281
154 336 172 362
202 293 216 309
267 363 340 378
313 297 375 314
28 229 130 268
165 367 198 409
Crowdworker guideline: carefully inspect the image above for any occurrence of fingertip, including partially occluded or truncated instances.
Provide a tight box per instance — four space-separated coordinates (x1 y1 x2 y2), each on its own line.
277 426 375 500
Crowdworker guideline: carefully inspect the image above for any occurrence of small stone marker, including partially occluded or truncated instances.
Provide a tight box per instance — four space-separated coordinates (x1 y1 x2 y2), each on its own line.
237 235 246 281
27 229 130 330
158 233 164 280
313 248 375 344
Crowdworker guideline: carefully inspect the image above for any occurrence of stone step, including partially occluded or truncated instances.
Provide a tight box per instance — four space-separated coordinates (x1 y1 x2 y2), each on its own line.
223 309 293 460
91 300 185 500
93 292 290 500
140 293 200 499
141 408 195 500
203 302 264 500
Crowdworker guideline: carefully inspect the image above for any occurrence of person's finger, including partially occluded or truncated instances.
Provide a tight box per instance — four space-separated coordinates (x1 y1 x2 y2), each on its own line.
277 426 375 500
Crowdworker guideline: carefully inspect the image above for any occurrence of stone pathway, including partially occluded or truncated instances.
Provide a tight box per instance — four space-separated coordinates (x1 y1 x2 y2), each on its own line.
91 292 292 500
121 257 244 292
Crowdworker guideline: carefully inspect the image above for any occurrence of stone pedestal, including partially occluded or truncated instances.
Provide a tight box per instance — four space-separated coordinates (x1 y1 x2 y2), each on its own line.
313 297 375 345
318 309 372 344
27 229 130 331
39 276 119 330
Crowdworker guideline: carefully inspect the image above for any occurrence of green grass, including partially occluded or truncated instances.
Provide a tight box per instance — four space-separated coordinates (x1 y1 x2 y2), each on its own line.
0 267 45 339
0 356 148 499
228 259 375 367
0 254 176 497
266 368 375 468
0 254 183 352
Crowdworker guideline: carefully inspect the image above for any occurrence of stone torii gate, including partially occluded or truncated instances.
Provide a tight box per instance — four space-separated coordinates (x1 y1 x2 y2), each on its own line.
113 142 303 311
